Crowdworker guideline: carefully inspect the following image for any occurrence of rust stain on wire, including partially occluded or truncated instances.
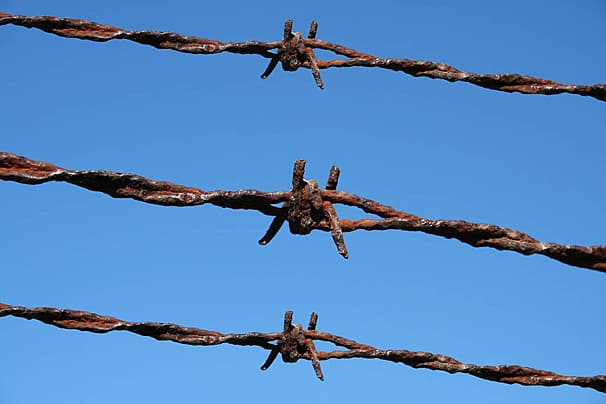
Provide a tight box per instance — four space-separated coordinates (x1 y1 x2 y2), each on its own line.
1 152 605 272
1 12 605 100
1 302 605 392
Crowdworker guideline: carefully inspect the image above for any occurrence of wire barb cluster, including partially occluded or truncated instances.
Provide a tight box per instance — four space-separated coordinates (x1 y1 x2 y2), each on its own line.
260 19 324 88
260 311 324 380
1 11 605 100
259 160 348 258
2 151 605 271
1 302 604 392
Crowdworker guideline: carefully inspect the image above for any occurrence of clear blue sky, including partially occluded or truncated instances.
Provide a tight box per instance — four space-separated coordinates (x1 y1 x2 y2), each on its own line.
2 1 605 403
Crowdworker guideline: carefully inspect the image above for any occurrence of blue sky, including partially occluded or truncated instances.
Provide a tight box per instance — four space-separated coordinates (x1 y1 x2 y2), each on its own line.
2 1 605 403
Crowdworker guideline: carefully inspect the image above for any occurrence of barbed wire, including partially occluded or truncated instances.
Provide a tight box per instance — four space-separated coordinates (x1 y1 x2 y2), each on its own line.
1 302 604 392
2 151 604 272
1 11 605 100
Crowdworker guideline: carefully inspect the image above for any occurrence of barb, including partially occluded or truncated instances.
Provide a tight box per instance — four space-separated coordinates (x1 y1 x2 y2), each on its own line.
1 303 604 392
260 311 324 380
2 151 605 272
1 11 604 100
260 19 324 88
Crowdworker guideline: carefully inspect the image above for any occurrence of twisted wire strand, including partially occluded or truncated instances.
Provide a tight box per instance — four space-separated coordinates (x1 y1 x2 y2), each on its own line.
2 151 604 272
1 11 604 100
1 302 604 392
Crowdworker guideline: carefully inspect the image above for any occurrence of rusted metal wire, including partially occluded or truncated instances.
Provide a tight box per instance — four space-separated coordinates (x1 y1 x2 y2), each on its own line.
1 302 604 392
1 151 605 272
1 12 604 100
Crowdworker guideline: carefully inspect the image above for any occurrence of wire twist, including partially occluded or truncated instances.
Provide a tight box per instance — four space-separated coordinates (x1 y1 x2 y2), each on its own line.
1 151 604 271
1 302 604 392
1 12 604 99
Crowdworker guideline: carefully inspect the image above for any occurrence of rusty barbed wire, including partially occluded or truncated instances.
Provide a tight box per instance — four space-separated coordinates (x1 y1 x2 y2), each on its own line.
1 302 604 392
1 151 605 272
1 11 605 100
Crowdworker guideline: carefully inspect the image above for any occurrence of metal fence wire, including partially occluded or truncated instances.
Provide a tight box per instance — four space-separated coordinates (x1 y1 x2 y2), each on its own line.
1 10 605 396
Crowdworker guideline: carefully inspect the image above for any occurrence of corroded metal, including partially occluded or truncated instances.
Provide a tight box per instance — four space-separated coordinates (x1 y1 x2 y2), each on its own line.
260 311 324 380
259 160 347 257
304 312 324 380
287 161 324 235
1 303 604 392
0 11 279 56
0 151 287 215
2 151 605 271
322 166 347 258
260 20 324 88
1 12 604 99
